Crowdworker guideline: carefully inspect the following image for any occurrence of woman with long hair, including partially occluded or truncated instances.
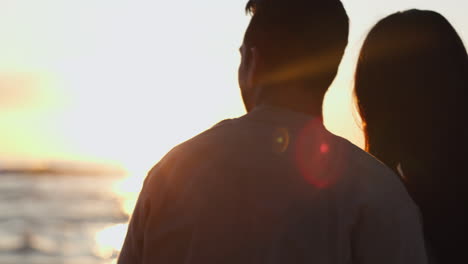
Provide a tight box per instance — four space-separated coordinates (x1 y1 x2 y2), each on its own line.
354 10 468 263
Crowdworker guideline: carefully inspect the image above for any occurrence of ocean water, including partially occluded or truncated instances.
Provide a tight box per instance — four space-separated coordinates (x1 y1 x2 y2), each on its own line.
0 173 138 264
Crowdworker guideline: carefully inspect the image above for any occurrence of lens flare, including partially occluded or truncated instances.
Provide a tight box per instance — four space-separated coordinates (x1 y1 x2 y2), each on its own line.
320 143 330 154
295 119 346 189
272 127 290 154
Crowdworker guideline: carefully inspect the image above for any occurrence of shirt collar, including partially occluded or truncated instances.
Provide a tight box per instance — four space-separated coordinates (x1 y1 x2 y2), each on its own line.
243 104 324 129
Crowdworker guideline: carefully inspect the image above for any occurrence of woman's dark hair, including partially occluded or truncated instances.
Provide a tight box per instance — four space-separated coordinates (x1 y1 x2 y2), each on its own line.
354 10 468 262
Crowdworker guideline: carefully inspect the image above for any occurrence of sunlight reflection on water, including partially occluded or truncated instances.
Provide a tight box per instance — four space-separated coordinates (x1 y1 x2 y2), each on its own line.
0 171 147 264
94 224 128 260
92 171 146 262
112 174 144 216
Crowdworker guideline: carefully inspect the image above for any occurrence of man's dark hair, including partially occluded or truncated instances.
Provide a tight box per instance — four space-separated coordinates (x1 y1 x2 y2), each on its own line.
244 0 349 92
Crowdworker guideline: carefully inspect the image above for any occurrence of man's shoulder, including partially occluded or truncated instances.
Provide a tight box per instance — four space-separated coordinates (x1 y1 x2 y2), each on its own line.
153 118 243 170
327 134 413 207
169 118 239 155
306 129 394 177
336 136 394 178
142 117 251 194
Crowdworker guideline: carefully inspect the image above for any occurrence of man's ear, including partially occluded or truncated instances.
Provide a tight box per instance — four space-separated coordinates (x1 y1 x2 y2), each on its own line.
246 47 260 90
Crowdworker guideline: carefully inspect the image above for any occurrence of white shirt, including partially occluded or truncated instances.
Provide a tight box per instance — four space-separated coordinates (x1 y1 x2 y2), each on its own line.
118 105 428 264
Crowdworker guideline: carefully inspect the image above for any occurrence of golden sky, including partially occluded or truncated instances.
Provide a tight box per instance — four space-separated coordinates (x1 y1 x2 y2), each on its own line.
0 0 467 172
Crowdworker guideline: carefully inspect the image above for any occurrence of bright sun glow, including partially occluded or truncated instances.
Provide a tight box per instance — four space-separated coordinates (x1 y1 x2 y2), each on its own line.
1 0 466 164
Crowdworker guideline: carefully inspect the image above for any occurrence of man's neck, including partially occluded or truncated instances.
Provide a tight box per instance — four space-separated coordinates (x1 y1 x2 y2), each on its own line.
255 84 324 118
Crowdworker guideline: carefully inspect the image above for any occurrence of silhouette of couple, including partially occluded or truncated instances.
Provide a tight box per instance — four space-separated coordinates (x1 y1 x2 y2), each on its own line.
118 1 467 263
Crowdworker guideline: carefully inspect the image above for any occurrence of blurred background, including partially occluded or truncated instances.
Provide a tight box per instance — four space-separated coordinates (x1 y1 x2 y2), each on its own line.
0 0 466 263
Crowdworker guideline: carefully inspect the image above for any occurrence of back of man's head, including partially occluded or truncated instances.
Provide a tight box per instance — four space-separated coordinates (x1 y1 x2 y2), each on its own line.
244 0 349 95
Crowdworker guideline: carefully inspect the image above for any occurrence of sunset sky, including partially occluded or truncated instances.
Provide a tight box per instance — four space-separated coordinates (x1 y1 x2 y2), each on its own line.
1 0 467 173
